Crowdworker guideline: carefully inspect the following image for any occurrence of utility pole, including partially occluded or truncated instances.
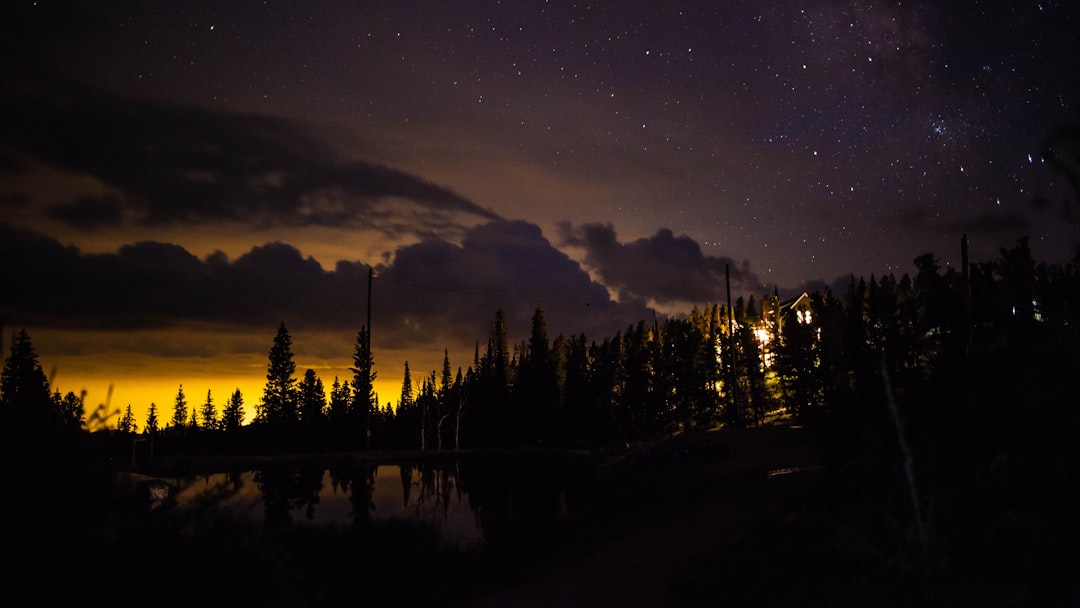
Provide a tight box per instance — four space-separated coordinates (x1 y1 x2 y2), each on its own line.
366 267 373 450
726 264 740 424
961 234 972 358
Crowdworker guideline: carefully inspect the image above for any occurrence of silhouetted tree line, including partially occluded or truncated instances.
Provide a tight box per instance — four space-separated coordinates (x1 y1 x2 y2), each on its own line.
4 234 1077 460
0 329 112 542
5 234 1080 603
385 235 1076 451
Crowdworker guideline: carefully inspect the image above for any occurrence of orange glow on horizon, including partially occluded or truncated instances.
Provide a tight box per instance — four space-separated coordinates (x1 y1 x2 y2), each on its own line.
11 325 471 431
51 369 404 431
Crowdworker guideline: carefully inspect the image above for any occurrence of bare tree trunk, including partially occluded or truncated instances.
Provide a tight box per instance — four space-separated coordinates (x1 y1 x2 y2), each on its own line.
454 395 465 451
436 414 449 451
420 402 427 451
881 351 930 558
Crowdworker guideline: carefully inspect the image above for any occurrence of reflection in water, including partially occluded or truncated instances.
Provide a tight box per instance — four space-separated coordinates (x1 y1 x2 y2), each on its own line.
255 466 325 533
170 463 480 547
458 461 595 554
166 460 596 551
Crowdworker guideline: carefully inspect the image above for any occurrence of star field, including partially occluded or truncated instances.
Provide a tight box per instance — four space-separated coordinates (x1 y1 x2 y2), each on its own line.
4 1 1079 274
1 0 1078 416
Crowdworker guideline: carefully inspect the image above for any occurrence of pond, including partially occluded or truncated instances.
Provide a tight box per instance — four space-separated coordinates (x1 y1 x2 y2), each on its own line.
136 459 602 553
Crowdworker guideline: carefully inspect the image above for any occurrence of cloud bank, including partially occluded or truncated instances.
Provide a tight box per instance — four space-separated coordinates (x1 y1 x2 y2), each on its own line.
558 222 759 307
0 220 655 358
0 82 499 238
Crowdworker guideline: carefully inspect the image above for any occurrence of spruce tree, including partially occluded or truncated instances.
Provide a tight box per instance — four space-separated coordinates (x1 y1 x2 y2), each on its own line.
351 326 376 440
145 402 160 435
262 322 297 425
0 329 54 427
439 350 453 398
119 404 137 433
491 309 510 386
298 369 326 424
201 389 217 431
222 389 245 433
170 384 188 430
328 376 351 426
436 350 453 448
515 306 561 444
471 309 512 447
399 361 414 411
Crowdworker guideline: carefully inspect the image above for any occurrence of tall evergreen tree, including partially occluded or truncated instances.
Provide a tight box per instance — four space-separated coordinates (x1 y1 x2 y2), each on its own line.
775 303 822 416
471 309 512 446
298 368 326 425
261 322 297 425
995 237 1038 334
436 350 453 449
514 306 561 444
350 326 376 441
490 308 510 386
562 333 597 444
668 314 721 431
328 376 351 426
119 404 137 433
842 276 875 398
200 389 217 431
144 402 160 435
598 332 628 440
399 361 414 411
439 350 453 399
222 389 245 433
395 361 417 448
417 372 437 450
170 384 188 430
622 320 656 440
0 329 54 428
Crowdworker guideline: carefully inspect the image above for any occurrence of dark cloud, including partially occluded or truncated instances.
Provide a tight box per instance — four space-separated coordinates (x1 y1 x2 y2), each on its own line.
0 223 355 330
0 151 21 174
0 82 499 233
375 220 653 350
45 195 126 230
558 222 759 306
0 192 28 208
0 220 651 354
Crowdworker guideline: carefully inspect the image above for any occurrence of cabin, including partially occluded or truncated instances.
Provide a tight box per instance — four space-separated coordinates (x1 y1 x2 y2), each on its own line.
760 291 813 333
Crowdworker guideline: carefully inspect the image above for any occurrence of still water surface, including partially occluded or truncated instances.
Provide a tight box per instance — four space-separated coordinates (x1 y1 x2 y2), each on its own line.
159 460 595 550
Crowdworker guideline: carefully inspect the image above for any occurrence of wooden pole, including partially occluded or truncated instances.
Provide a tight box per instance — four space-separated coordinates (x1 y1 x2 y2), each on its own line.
366 267 373 450
726 264 739 423
961 234 972 357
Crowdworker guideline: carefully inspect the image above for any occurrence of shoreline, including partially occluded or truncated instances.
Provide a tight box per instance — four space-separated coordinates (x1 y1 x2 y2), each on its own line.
117 423 792 476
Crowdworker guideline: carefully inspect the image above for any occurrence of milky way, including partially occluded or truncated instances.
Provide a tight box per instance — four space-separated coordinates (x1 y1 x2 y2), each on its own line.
5 1 1079 284
1 1 1078 415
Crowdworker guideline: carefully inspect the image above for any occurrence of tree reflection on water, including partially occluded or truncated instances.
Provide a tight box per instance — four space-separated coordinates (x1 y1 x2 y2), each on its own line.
166 459 598 552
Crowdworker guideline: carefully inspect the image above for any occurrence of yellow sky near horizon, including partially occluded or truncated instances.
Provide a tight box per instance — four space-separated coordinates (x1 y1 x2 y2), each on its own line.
23 326 442 430
52 368 408 431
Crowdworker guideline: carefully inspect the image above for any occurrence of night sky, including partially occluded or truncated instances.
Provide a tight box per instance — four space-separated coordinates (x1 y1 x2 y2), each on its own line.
2 1 1078 421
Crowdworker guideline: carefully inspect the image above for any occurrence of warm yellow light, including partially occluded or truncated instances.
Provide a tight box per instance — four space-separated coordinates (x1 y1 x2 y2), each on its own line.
754 328 770 345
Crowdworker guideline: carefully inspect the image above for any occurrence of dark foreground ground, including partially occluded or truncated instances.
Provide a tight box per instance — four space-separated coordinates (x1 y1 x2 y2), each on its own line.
465 424 826 608
8 394 1076 607
465 416 1075 608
